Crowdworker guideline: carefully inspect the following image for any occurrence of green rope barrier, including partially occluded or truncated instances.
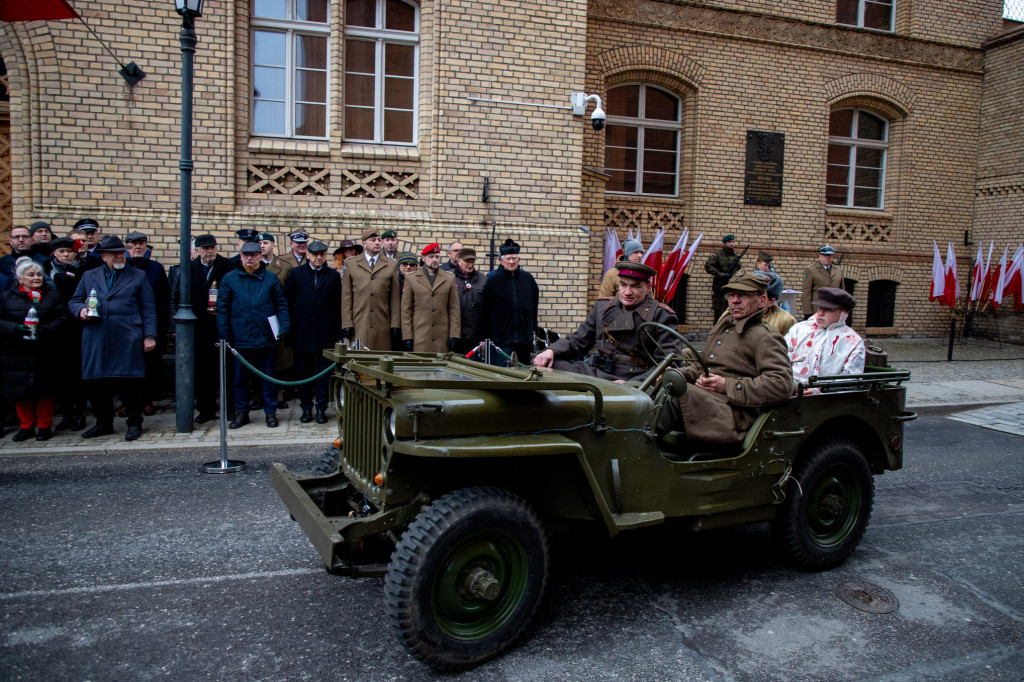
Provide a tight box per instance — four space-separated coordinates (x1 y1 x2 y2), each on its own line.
226 342 337 387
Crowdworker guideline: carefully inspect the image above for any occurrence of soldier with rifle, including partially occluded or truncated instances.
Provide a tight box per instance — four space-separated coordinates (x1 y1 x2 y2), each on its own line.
704 235 747 320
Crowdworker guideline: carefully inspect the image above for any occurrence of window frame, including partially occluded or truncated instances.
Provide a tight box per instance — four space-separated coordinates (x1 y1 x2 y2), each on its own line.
251 1 331 140
603 83 683 198
836 0 894 32
826 107 889 210
343 0 420 146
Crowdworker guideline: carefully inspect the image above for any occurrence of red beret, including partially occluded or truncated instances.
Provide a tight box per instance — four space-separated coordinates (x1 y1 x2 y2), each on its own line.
421 243 441 256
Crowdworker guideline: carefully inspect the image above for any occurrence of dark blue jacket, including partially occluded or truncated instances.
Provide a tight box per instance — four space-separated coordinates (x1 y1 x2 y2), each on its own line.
284 263 341 352
69 265 158 380
482 267 539 346
128 255 171 335
216 264 290 349
0 251 48 279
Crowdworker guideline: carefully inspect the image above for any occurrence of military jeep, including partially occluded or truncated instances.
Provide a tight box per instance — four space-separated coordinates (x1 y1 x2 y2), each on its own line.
271 334 915 671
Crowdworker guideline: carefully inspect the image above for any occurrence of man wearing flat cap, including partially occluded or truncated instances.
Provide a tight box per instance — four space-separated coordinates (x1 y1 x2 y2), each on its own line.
381 229 399 260
802 244 847 319
481 238 539 364
598 238 644 298
659 271 793 445
69 235 159 441
125 231 171 415
705 234 743 321
452 247 487 353
341 226 401 350
400 243 460 353
534 261 681 382
785 287 864 389
284 230 310 268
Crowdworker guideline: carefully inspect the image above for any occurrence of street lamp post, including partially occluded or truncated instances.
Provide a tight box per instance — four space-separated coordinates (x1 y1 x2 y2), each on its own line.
172 0 204 433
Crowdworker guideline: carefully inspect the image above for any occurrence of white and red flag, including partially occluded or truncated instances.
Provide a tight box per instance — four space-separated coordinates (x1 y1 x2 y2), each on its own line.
1005 245 1024 312
977 241 995 303
603 228 621 275
642 228 666 275
992 245 1010 306
943 243 959 308
658 231 687 301
929 241 945 302
664 232 704 302
968 244 984 301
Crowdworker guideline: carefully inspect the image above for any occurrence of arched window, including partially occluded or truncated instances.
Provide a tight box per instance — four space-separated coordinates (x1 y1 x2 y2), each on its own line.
604 84 682 196
827 107 888 209
252 0 330 139
344 0 419 145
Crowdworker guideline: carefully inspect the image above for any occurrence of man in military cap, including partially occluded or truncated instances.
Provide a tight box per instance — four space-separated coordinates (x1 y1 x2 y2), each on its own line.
659 271 793 445
381 229 399 260
785 286 865 388
74 218 101 265
229 228 259 264
801 244 847 320
534 261 681 382
284 240 341 423
341 225 401 350
754 250 774 273
401 243 460 353
256 232 293 283
598 238 644 298
284 230 309 268
452 247 487 354
704 234 743 321
125 231 171 415
481 238 538 364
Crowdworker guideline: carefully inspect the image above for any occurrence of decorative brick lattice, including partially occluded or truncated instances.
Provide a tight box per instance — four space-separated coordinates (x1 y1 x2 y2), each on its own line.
247 165 329 195
604 207 686 232
825 221 892 243
339 170 419 199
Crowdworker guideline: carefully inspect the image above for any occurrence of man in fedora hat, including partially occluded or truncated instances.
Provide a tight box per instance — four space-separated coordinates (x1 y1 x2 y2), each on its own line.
534 261 680 382
802 244 847 319
68 235 159 441
341 225 401 350
785 286 865 388
658 271 793 445
401 243 460 353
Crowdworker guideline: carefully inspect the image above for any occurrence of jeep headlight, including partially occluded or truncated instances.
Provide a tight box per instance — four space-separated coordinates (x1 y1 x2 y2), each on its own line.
335 381 345 410
383 407 396 443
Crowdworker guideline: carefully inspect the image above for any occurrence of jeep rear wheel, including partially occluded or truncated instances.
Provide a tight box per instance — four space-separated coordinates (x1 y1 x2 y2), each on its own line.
772 439 874 571
383 487 549 671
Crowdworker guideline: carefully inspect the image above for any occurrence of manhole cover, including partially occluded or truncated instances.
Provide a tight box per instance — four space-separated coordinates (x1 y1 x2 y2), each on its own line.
835 581 898 614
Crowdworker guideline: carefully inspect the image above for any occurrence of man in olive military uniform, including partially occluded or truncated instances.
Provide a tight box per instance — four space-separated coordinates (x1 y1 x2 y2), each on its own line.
341 226 401 350
801 244 846 319
400 242 460 353
258 232 293 283
659 271 793 445
704 234 743 320
533 262 681 382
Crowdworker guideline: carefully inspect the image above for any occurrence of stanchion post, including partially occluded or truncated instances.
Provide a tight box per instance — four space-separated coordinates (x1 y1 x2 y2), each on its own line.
947 319 956 362
202 340 246 474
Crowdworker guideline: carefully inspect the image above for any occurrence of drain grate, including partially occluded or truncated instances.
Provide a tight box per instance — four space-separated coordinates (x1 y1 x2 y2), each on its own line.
835 581 898 614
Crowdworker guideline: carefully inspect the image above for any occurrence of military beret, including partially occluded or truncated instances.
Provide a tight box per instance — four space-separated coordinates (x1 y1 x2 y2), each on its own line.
361 226 379 241
74 218 99 231
457 247 477 261
757 250 773 263
289 230 310 243
397 251 419 266
125 231 148 243
818 245 836 255
812 287 855 310
194 234 217 248
240 242 262 254
722 271 768 294
30 221 52 234
615 261 657 282
235 228 259 242
51 237 76 251
257 232 276 242
722 234 736 243
307 240 328 254
499 238 520 256
421 242 441 256
622 239 643 258
382 229 398 239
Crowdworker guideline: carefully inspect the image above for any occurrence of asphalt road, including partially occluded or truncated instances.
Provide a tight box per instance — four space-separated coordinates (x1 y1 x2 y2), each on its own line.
2 417 1022 681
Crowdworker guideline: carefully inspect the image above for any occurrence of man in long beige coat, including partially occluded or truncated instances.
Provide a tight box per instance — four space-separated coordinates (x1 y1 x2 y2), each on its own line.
660 271 793 446
401 243 461 353
341 226 401 350
801 244 846 318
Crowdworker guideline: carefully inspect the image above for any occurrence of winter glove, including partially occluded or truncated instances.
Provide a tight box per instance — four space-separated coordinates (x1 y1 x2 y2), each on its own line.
447 337 457 352
390 327 401 340
402 339 414 352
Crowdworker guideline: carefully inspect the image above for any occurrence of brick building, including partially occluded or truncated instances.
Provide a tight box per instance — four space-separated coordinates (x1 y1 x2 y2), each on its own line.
0 0 1020 336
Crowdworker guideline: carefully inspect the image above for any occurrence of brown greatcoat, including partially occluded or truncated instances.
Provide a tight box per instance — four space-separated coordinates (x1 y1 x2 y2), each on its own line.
597 267 621 298
264 255 294 284
341 255 401 350
801 261 846 316
401 268 461 352
677 308 794 445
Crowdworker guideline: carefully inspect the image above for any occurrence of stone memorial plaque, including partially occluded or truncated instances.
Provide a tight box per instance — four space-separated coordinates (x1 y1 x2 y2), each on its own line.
744 130 784 206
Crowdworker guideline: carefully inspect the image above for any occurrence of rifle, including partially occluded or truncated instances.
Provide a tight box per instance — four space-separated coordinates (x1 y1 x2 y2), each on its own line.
725 245 749 277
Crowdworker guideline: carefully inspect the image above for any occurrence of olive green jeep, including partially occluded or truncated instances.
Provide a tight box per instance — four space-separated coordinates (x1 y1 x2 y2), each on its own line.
271 330 915 671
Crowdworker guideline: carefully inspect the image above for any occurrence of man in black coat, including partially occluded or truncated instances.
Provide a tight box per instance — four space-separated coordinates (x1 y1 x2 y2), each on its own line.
482 239 539 365
171 234 234 424
0 225 48 281
47 237 89 429
452 247 487 354
284 241 341 424
126 231 171 414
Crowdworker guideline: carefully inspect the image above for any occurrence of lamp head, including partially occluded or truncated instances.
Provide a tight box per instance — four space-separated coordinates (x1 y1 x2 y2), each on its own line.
175 0 204 16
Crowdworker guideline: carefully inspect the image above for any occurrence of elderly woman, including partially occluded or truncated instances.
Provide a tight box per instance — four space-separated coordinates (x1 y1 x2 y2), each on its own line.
0 257 72 441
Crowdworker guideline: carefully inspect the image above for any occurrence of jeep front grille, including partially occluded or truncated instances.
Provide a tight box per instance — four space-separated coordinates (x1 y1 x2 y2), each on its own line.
342 380 386 489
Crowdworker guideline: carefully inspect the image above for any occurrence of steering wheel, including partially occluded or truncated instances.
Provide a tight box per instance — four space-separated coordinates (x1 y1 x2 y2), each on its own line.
636 321 709 382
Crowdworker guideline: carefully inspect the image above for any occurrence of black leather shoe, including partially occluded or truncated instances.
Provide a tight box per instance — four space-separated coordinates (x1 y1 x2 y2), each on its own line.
300 407 313 423
125 425 143 441
266 413 279 428
229 412 250 429
315 408 328 424
36 427 53 441
195 412 216 424
12 428 35 442
82 424 115 439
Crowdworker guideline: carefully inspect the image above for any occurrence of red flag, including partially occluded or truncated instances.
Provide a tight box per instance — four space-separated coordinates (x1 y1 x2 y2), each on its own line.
0 0 78 22
658 231 687 301
943 243 959 308
992 245 1009 306
665 232 704 302
642 229 665 276
1008 246 1024 312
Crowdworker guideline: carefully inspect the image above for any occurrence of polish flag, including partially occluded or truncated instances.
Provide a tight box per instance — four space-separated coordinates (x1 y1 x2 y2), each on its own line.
943 243 959 308
603 228 621 275
992 245 1009 306
929 241 945 301
978 241 995 303
642 228 666 275
658 231 687 301
1005 245 1024 312
0 0 78 22
665 232 704 302
968 244 984 301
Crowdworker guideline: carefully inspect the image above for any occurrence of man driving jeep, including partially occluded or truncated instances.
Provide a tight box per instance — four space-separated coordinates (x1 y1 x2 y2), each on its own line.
532 262 680 382
658 271 793 445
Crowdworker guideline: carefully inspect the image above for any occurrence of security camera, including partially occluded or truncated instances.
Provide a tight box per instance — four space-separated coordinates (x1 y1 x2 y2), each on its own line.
571 93 606 131
591 106 606 131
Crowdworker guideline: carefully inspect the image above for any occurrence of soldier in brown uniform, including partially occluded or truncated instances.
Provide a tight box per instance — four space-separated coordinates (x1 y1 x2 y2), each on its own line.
401 243 461 353
341 226 401 350
597 238 643 298
258 232 294 283
801 244 846 319
704 234 743 320
533 262 681 382
660 271 793 445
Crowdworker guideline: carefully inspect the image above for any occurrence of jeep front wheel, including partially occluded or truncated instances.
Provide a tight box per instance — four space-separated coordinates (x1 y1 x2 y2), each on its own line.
383 487 549 671
772 439 874 571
